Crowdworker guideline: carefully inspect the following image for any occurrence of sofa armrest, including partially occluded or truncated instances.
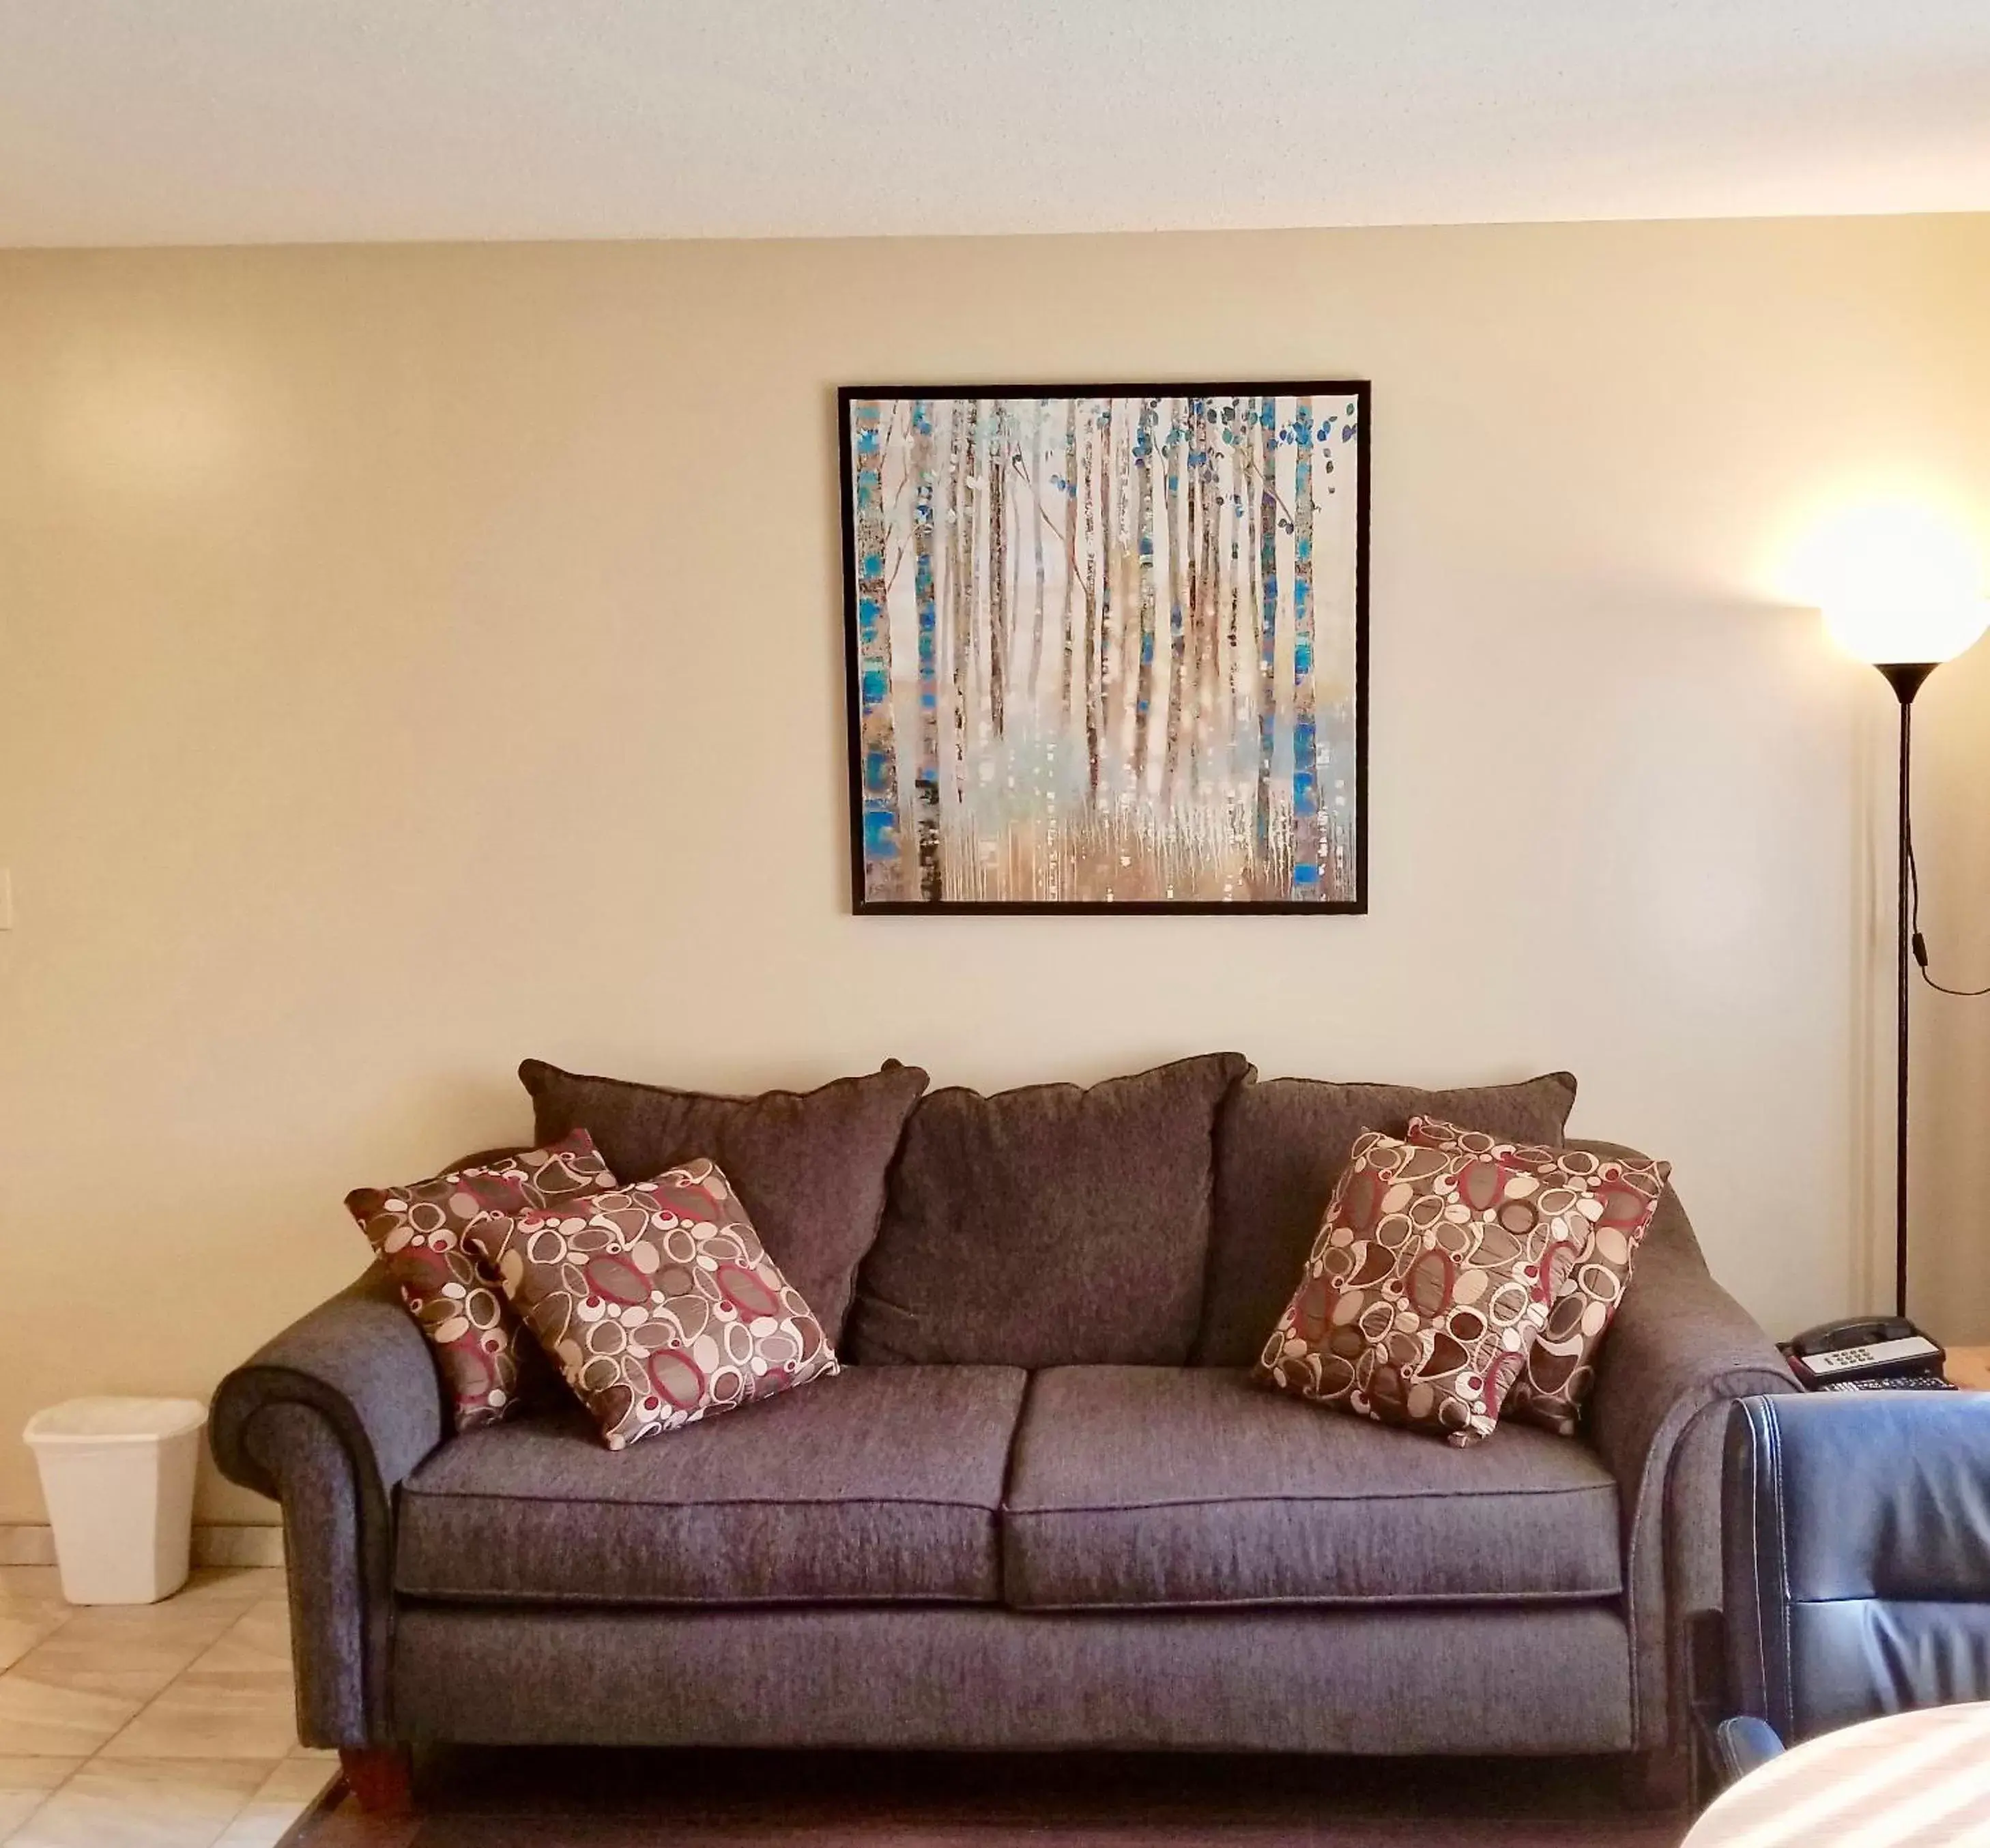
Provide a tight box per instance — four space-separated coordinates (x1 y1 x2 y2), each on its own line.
1579 1147 1796 1755
210 1265 444 1747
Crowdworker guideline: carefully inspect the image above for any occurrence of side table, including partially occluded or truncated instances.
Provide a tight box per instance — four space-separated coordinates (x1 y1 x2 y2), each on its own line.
1948 1344 1990 1391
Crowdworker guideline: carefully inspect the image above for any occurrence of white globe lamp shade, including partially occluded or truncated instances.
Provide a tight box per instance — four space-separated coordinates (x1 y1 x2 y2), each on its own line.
1823 594 1989 666
1813 503 1989 665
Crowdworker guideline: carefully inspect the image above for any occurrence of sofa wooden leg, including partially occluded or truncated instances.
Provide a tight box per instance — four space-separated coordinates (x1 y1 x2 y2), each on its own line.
1620 1746 1690 1812
338 1746 415 1815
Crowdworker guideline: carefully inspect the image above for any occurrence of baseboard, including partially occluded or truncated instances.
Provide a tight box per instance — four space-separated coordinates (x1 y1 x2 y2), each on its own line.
0 1525 53 1566
0 1523 284 1569
195 1524 286 1568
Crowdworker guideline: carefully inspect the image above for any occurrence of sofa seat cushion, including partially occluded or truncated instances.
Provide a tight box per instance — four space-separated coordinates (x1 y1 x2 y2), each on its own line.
396 1365 1027 1606
1003 1367 1622 1610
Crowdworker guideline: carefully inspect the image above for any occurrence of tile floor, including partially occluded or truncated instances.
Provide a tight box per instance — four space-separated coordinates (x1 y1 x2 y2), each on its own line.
0 1565 335 1847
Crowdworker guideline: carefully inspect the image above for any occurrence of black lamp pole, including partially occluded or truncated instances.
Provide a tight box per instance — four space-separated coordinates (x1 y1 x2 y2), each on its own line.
1876 660 1935 1320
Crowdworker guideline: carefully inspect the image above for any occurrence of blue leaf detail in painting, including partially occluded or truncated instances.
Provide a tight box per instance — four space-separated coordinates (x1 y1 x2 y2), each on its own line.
850 399 901 878
1289 397 1319 897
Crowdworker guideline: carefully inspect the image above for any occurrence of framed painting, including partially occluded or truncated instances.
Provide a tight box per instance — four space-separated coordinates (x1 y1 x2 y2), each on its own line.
839 381 1368 912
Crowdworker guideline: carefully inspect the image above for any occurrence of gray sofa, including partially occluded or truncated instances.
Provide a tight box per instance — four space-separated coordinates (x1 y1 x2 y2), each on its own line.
211 1056 1794 1808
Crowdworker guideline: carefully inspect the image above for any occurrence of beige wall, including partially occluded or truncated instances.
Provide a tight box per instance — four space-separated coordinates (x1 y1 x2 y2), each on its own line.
4 218 1989 1524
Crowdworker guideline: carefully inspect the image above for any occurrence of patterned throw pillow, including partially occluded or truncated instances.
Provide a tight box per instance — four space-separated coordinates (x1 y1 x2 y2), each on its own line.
345 1131 616 1432
472 1160 839 1451
1406 1116 1669 1434
1258 1129 1576 1446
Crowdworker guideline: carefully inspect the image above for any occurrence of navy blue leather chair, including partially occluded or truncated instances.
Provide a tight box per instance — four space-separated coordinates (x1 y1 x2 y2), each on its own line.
1718 1391 1990 1767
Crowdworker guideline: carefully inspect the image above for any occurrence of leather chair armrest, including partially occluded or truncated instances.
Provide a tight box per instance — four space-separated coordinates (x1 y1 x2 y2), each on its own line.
1576 1147 1796 1755
210 1265 444 1746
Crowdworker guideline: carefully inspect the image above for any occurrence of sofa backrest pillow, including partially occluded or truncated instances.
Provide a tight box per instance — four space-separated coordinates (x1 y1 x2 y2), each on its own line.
846 1053 1250 1368
1194 1069 1578 1366
517 1058 928 1344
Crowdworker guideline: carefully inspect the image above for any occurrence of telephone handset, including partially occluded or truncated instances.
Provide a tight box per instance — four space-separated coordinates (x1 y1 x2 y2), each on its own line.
1781 1316 1952 1391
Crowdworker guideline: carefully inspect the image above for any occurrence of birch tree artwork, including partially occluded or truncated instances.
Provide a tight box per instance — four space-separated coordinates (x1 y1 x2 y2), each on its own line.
841 384 1367 911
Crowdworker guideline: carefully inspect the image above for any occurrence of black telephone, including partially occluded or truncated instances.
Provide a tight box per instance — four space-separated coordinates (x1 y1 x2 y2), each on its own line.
1781 1316 1954 1391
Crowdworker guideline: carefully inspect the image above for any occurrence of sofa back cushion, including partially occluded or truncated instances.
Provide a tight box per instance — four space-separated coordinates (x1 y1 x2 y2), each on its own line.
518 1058 928 1344
846 1053 1250 1368
1194 1069 1578 1365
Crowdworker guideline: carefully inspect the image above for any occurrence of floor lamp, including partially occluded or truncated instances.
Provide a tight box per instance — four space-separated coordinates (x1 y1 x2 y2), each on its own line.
1824 592 1988 1318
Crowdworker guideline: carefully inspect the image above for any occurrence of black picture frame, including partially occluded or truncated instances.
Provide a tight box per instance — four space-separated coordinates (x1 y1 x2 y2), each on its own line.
839 380 1369 914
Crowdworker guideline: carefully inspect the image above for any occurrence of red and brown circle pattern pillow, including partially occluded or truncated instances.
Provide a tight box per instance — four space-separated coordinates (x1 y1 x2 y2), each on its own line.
345 1131 617 1432
1406 1116 1669 1434
1260 1129 1584 1445
470 1159 838 1451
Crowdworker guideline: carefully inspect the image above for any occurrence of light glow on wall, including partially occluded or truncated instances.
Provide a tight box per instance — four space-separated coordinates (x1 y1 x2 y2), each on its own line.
44 352 245 497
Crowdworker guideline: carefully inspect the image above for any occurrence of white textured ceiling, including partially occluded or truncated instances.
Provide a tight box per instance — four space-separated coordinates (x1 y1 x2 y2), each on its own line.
3 0 1990 248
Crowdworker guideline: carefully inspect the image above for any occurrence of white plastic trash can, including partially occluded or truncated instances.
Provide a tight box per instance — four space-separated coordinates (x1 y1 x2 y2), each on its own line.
23 1397 207 1604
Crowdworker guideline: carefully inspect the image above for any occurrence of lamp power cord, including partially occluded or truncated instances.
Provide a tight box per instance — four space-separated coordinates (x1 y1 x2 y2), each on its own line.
1907 809 1990 996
